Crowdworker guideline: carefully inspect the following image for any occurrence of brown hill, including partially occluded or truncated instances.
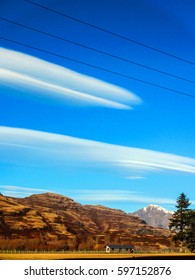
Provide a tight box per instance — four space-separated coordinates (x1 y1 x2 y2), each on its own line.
0 193 174 251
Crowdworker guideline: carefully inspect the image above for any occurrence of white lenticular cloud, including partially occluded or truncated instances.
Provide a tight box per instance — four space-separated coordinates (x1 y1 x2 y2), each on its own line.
0 185 52 193
0 47 141 109
125 176 146 180
0 185 53 198
1 126 195 175
73 190 176 205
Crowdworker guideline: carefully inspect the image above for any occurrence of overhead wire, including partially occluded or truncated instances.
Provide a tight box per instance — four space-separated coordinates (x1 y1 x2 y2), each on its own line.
1 17 195 85
1 36 195 99
24 0 195 67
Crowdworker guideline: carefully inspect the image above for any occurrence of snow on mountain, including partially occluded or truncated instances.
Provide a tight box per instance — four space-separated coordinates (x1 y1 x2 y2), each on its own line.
143 205 173 214
131 205 173 229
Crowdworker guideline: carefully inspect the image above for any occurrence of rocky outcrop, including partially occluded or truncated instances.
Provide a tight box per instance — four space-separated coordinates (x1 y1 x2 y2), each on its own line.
0 193 173 250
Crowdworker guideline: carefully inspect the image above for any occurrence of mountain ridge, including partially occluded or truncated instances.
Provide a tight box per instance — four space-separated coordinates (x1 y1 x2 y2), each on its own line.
131 204 173 229
0 192 174 251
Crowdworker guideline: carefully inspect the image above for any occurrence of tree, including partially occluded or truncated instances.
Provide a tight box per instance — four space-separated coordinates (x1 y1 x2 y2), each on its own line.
185 210 195 252
169 193 191 250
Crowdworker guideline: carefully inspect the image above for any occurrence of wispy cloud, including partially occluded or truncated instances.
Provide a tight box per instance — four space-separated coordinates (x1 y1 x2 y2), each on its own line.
125 176 146 180
70 189 176 205
1 187 195 207
0 185 53 197
72 189 195 207
1 126 195 176
0 47 141 109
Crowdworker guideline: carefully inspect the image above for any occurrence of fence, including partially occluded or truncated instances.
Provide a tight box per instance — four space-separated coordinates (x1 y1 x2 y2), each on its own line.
0 248 191 254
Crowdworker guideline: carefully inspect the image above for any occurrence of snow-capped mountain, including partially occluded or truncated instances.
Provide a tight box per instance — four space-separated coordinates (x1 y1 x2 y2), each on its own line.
131 205 173 229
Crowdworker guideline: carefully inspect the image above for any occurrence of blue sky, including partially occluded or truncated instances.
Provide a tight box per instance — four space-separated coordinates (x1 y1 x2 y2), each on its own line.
0 0 195 212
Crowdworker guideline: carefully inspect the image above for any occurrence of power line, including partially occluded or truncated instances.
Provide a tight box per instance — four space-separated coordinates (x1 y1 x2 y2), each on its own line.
1 17 195 86
1 36 195 99
24 0 195 67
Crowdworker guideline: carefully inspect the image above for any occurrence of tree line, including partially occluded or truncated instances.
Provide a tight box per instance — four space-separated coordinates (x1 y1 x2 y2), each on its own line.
169 192 195 252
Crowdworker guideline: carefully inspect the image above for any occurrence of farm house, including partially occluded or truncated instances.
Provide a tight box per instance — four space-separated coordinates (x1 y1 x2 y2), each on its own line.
106 244 134 253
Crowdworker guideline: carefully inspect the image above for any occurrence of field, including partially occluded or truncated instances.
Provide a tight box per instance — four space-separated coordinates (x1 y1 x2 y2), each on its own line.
0 252 195 260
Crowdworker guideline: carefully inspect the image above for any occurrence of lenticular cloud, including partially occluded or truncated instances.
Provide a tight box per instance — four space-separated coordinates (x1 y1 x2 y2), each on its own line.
1 126 195 175
0 47 141 109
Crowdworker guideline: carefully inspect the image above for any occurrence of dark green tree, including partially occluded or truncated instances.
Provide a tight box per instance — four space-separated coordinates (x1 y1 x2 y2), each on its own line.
169 193 191 250
185 210 195 252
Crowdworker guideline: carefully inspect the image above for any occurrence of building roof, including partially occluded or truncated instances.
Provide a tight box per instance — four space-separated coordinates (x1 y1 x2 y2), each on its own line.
107 244 133 249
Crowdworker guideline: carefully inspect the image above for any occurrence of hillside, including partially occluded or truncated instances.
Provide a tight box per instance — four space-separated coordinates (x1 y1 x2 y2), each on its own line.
131 205 173 229
0 193 174 251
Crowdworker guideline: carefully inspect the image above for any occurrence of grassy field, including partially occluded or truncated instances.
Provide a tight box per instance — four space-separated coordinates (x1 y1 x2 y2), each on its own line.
0 252 195 260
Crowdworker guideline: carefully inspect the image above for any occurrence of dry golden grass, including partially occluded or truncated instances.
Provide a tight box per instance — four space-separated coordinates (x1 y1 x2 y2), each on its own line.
0 252 195 260
0 253 130 260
